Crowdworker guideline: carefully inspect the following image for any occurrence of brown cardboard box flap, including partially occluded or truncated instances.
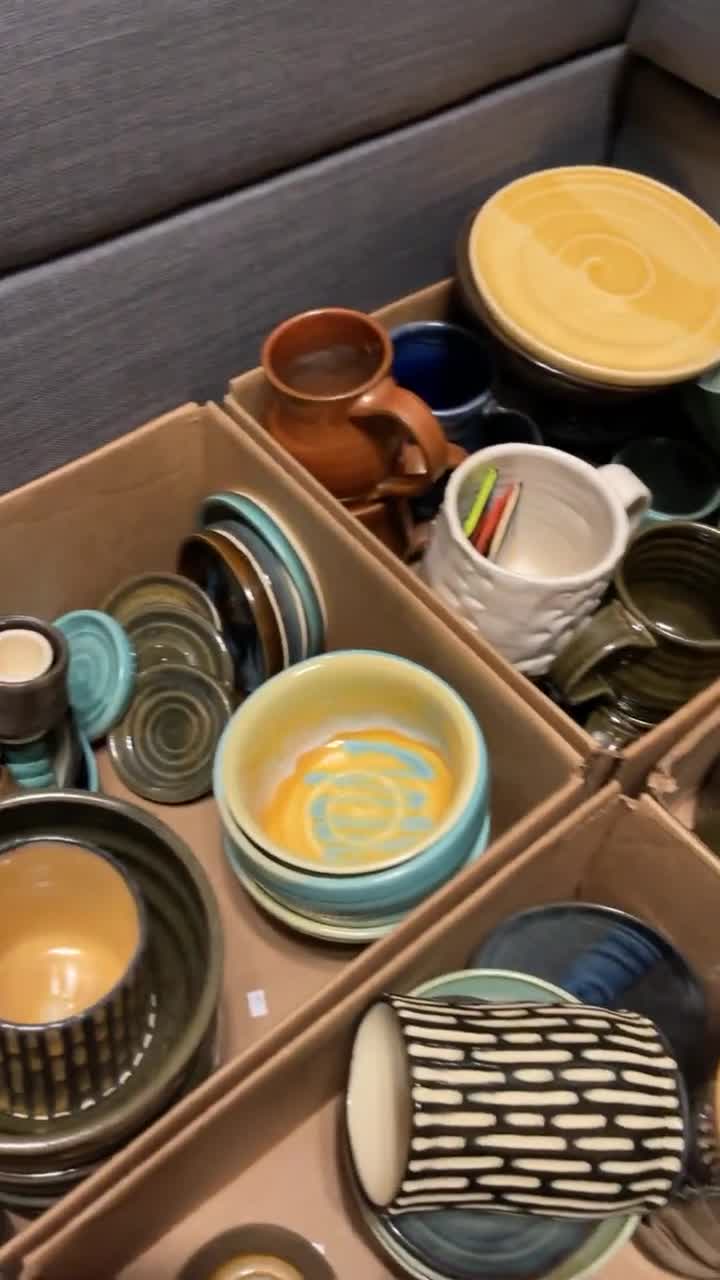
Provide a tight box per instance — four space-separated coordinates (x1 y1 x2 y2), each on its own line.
0 399 586 1270
20 787 719 1280
617 682 720 799
646 703 720 833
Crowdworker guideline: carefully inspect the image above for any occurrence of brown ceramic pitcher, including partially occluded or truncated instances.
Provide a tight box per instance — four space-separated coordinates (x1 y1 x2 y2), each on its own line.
262 308 463 500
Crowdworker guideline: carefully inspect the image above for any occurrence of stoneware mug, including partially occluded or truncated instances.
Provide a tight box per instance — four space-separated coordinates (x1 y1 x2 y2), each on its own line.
262 308 464 501
612 436 720 528
422 445 650 675
346 994 688 1218
551 521 720 725
390 320 542 453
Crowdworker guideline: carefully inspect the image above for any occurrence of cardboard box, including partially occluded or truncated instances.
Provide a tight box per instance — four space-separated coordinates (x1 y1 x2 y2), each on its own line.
19 785 720 1279
225 280 720 791
618 683 720 797
644 697 720 836
0 401 589 1271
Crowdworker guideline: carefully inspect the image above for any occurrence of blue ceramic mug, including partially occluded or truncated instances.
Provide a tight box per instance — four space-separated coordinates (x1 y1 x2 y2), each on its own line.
391 321 541 454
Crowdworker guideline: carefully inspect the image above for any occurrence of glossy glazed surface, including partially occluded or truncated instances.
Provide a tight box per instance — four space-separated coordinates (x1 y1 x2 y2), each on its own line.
0 840 141 1024
469 167 720 386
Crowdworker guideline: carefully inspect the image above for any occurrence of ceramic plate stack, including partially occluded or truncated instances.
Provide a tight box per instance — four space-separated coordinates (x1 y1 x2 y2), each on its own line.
0 791 222 1213
344 969 638 1280
185 491 326 693
456 167 720 401
214 650 491 944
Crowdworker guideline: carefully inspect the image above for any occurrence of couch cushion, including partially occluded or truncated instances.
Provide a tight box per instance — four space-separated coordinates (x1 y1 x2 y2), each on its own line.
0 48 622 492
612 58 720 222
0 0 634 272
629 0 720 98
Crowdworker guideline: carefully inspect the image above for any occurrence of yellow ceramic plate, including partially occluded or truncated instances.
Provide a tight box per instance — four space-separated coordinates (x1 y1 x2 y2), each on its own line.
468 166 720 387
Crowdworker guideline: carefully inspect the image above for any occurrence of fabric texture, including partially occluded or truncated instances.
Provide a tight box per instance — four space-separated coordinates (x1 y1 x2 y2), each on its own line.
612 58 720 221
0 0 635 271
0 49 624 493
629 0 720 99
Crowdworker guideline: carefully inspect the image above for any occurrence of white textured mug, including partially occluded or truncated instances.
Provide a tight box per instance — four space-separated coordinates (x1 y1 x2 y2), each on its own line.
422 445 650 675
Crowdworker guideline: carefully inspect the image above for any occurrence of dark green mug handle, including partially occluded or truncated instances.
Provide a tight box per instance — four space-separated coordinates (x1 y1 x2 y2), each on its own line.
551 600 657 705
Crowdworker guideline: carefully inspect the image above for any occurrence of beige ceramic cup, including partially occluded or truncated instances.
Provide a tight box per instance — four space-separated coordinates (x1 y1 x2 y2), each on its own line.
422 445 650 676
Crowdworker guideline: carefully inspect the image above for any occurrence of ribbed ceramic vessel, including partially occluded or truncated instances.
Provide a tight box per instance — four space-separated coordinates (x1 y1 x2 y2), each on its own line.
347 995 689 1219
0 790 222 1209
0 839 152 1122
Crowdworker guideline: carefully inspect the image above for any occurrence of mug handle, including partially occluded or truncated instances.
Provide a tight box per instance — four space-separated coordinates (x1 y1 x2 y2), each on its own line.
597 463 651 533
550 600 657 705
350 377 458 497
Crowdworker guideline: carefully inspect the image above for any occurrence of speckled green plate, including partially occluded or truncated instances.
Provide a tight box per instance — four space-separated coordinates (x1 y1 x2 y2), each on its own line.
125 607 233 686
102 572 221 631
108 666 232 803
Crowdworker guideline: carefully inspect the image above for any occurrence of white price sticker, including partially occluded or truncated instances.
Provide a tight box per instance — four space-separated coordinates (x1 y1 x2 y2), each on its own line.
246 989 268 1018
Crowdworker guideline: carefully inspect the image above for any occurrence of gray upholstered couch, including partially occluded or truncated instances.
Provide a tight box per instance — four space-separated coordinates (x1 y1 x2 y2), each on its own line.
2 0 718 491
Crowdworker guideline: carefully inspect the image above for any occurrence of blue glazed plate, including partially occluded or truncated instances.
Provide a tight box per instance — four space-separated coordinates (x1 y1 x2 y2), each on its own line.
349 969 637 1280
467 903 706 1088
198 493 325 657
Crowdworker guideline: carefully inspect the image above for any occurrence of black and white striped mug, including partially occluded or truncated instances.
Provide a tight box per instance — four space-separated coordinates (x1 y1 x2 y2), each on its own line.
346 995 689 1218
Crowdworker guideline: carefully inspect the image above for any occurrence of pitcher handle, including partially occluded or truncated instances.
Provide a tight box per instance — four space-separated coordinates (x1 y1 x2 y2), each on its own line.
550 600 657 705
350 377 460 498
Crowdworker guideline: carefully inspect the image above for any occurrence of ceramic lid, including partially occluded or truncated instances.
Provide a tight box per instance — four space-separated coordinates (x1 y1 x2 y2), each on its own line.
467 166 720 387
55 610 136 741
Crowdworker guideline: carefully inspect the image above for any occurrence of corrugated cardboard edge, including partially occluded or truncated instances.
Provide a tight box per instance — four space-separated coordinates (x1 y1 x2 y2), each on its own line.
618 681 720 797
223 282 605 781
21 783 628 1279
647 703 720 827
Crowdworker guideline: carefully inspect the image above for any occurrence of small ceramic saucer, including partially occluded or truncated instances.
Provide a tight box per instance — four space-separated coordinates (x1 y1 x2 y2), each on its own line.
108 665 232 803
209 527 290 669
178 531 285 692
348 970 637 1280
54 610 136 741
102 572 222 630
198 493 326 656
125 606 234 686
179 1224 336 1280
209 520 308 663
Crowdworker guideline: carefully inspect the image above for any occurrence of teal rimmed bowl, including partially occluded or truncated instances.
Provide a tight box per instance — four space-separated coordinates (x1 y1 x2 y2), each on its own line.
214 650 490 914
223 809 491 921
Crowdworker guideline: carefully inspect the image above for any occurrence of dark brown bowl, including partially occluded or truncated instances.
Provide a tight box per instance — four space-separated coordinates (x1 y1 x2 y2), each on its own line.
455 215 662 405
0 618 69 745
0 790 222 1180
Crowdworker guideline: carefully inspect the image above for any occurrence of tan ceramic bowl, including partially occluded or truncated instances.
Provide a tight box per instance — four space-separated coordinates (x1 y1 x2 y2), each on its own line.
0 838 151 1120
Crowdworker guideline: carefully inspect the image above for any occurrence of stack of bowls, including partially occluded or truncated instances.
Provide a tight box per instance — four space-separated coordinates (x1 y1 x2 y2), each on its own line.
456 166 720 403
0 790 221 1213
214 650 490 944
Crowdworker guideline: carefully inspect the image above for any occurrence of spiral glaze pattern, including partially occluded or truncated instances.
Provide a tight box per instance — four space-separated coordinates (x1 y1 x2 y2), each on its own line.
468 167 720 386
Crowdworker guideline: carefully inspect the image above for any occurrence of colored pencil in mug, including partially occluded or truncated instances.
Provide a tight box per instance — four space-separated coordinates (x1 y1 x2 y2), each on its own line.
472 486 512 556
463 467 497 539
488 482 522 561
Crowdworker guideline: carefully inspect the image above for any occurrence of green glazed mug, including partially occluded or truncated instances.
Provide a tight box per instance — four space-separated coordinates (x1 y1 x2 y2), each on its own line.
551 521 720 729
